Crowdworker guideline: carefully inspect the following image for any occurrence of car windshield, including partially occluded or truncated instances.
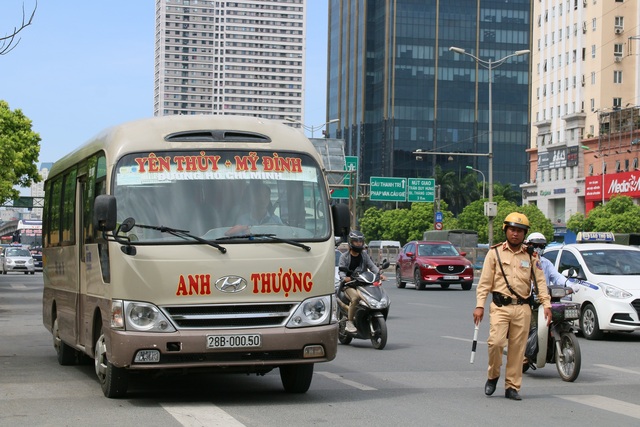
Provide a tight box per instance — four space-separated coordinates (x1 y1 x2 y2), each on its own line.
580 249 640 275
418 244 459 256
114 150 331 243
6 248 30 257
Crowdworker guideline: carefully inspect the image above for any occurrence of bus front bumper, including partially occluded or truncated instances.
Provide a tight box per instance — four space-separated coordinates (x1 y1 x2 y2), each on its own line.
106 324 338 371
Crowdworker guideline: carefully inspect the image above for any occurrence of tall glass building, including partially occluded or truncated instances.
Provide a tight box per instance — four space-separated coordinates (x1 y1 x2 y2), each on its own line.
326 0 532 189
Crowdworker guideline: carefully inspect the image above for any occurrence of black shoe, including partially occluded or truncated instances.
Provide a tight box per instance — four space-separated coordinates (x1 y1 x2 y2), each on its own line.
505 388 522 400
484 377 499 396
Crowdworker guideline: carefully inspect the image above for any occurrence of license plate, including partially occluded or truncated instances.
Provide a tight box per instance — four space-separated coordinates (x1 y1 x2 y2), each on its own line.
443 275 459 280
206 334 261 349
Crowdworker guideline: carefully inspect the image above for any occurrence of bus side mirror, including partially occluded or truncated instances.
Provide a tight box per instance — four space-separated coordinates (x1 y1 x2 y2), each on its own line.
94 195 118 232
332 203 350 239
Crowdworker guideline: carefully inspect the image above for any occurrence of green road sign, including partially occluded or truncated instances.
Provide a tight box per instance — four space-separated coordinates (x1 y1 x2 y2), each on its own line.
408 178 436 202
331 156 358 199
369 177 407 201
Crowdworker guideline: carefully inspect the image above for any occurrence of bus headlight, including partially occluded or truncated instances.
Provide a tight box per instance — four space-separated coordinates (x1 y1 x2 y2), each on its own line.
122 301 176 332
286 295 332 328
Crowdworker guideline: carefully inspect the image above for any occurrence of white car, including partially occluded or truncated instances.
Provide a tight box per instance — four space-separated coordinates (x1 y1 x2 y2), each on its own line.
1 247 36 275
543 236 640 340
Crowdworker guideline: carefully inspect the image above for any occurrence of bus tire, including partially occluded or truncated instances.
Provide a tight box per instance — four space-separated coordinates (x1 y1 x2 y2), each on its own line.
280 363 314 393
95 329 129 398
53 318 77 366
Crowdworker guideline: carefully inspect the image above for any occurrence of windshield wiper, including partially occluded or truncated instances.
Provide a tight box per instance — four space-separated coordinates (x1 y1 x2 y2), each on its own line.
135 223 227 253
217 233 310 251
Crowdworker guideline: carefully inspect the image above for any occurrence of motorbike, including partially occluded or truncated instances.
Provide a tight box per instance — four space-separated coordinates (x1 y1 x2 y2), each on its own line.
524 283 582 382
336 260 390 350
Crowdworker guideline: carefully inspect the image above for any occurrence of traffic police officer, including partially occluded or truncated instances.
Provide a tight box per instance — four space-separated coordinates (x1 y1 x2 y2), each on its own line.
473 212 552 400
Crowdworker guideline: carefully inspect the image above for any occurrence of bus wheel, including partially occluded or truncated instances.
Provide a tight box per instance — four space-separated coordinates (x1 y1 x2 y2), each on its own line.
94 329 129 398
280 363 314 393
53 318 77 366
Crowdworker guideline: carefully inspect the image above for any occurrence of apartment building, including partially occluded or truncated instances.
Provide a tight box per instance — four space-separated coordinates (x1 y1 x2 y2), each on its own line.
154 0 306 123
525 0 640 222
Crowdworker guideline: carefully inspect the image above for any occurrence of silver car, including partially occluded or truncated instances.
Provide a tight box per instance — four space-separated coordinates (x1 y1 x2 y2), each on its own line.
1 247 35 275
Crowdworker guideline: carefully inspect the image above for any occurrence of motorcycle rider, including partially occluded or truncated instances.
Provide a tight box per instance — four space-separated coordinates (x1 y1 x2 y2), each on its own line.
525 232 580 293
338 230 386 333
524 232 581 368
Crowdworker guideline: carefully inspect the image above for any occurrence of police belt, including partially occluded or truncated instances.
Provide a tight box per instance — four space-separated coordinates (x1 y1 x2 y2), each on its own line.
492 292 526 307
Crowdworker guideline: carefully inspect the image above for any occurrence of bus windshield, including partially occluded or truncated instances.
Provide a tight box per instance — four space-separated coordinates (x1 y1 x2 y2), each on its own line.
114 150 331 243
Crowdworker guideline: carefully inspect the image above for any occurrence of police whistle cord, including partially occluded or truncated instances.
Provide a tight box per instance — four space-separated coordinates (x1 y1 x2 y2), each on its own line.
470 324 479 364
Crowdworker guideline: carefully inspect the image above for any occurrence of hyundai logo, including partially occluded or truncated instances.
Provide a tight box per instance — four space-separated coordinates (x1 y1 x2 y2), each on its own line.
215 276 247 293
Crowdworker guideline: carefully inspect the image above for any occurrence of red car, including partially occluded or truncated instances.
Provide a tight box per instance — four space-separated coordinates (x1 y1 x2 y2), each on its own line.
395 241 474 290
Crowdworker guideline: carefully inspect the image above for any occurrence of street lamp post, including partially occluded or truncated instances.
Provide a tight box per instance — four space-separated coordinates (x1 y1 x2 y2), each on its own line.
466 165 486 199
285 118 340 138
448 46 530 245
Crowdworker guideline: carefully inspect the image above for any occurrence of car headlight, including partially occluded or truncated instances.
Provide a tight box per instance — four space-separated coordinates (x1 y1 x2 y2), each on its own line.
421 263 435 269
111 300 176 332
601 283 632 299
286 295 332 328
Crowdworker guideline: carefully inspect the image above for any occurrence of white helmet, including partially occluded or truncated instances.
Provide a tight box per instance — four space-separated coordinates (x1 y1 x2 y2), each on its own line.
525 232 547 256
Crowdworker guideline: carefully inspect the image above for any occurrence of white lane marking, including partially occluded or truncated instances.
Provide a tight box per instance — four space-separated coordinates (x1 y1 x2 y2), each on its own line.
316 371 377 390
557 395 640 420
594 364 640 375
161 403 246 427
10 284 27 290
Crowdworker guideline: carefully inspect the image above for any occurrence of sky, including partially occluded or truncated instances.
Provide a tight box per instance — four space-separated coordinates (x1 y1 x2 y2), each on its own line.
0 0 329 168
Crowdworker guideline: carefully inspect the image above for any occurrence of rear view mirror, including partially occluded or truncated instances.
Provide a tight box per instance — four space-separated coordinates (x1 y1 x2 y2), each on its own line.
331 203 350 239
94 195 117 232
380 259 390 270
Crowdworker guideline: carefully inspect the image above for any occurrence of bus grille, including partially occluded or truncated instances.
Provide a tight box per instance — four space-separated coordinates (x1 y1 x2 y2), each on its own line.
162 303 297 329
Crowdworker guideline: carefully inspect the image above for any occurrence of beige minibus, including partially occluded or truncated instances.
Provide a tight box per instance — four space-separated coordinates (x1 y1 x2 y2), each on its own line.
42 115 349 398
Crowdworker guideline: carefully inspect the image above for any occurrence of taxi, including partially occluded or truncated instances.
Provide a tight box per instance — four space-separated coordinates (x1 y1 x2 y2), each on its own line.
542 232 640 339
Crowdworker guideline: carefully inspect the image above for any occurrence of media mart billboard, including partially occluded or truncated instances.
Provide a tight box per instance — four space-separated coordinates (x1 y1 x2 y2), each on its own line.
585 170 640 203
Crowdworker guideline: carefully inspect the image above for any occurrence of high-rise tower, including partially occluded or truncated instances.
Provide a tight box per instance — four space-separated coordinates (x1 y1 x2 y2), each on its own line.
154 0 306 122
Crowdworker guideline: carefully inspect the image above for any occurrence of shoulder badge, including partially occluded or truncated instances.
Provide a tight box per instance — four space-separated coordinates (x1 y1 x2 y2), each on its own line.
535 260 543 270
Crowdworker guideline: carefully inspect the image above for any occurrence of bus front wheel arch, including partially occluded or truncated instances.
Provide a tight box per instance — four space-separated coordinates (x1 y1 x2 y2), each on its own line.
94 319 129 398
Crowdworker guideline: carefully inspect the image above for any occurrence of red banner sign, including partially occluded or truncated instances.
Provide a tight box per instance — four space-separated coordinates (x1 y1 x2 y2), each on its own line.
585 171 640 202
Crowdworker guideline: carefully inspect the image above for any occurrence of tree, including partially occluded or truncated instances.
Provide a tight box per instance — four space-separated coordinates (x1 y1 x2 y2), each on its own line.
359 201 456 245
434 165 480 215
1 1 37 55
457 197 553 243
567 196 640 233
493 182 521 205
0 100 41 205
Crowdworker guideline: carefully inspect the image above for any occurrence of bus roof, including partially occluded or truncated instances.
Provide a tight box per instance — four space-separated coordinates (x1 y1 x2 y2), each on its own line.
48 115 320 178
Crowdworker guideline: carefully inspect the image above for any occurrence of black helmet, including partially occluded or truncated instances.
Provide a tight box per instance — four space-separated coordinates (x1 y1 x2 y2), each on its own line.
348 230 365 253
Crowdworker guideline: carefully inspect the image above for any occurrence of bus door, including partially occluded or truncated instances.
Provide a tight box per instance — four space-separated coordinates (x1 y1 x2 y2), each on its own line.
76 176 88 348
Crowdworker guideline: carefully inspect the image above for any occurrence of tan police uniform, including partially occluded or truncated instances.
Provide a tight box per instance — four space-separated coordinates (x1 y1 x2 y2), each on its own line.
476 241 551 392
